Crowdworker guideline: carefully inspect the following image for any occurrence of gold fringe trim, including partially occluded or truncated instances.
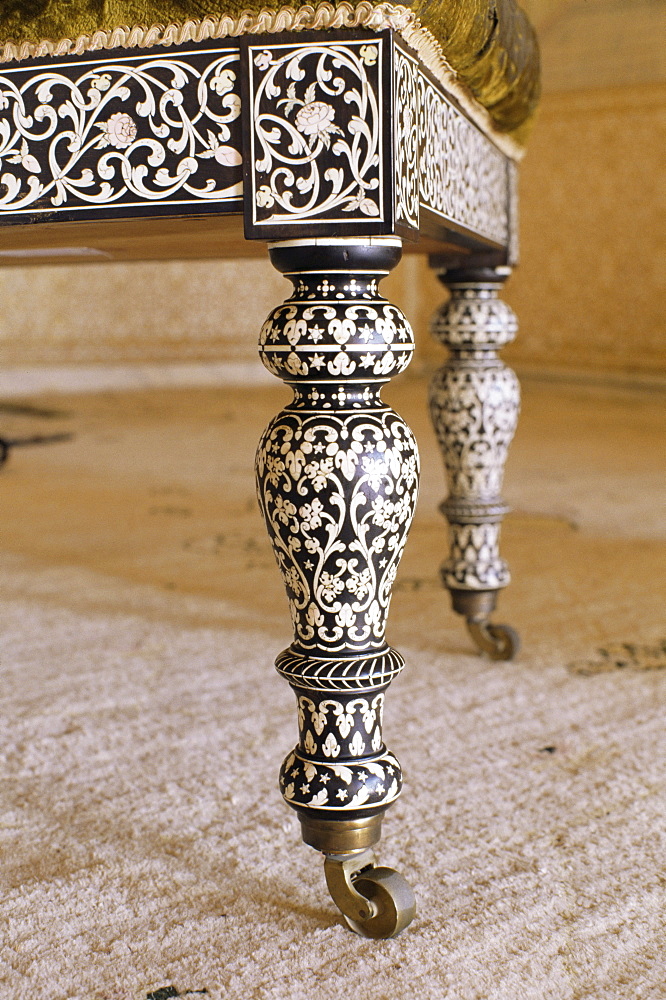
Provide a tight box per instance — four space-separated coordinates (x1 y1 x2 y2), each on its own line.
0 1 522 159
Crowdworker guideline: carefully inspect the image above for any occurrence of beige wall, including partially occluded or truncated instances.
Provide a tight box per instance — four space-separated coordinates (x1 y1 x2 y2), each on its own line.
1 0 664 377
500 0 665 378
416 0 666 378
502 82 665 377
0 259 287 367
414 82 666 379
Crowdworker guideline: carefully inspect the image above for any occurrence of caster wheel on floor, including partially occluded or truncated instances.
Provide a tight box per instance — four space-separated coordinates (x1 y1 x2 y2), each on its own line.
324 851 416 939
467 621 520 661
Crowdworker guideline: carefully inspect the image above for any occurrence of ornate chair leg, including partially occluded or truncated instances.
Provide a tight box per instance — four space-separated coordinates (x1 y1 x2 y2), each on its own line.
429 263 521 660
256 237 419 937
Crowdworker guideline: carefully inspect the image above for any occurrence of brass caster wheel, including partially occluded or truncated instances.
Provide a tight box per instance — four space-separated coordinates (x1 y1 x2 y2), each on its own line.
324 850 416 939
467 621 520 661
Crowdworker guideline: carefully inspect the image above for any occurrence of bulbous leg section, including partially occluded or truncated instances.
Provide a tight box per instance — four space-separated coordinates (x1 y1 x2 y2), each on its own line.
324 851 416 938
429 263 521 659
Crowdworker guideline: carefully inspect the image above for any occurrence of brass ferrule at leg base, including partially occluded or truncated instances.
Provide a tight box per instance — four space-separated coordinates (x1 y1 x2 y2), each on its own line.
449 587 498 623
298 813 384 855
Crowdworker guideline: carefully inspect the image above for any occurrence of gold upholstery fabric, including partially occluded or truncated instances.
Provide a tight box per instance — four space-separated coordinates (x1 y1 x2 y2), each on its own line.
0 1 539 141
411 0 540 136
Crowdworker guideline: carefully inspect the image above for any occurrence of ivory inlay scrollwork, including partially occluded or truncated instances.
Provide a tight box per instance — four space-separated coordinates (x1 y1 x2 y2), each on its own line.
247 38 384 226
418 72 509 246
0 47 242 217
394 45 419 230
257 237 418 820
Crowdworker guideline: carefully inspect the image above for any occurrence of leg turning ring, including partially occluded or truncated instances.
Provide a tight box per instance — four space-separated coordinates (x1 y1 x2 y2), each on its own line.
324 851 416 939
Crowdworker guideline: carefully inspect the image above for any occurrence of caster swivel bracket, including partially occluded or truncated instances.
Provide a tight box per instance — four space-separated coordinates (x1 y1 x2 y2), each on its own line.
467 620 520 661
450 589 520 661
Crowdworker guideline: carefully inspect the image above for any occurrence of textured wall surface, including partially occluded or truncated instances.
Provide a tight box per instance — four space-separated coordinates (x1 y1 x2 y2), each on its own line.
521 0 665 92
419 0 666 379
0 259 288 367
502 82 665 377
419 82 665 379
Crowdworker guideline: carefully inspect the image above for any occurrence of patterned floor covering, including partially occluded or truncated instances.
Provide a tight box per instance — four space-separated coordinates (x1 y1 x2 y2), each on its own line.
1 376 664 999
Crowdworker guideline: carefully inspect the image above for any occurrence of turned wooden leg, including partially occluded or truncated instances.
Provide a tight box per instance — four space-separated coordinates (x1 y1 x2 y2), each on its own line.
255 237 418 937
429 263 520 660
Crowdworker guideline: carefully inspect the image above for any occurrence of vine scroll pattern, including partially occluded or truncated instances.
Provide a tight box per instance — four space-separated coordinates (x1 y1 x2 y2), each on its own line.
0 45 242 218
393 44 419 230
417 65 509 246
247 37 384 227
0 32 512 249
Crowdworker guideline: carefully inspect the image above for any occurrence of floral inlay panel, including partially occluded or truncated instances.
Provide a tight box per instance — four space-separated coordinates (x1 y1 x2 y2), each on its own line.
0 31 513 249
0 43 243 220
393 45 419 230
246 35 385 228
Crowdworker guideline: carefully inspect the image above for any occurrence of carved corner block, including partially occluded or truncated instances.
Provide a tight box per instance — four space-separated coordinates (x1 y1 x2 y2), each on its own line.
241 29 403 239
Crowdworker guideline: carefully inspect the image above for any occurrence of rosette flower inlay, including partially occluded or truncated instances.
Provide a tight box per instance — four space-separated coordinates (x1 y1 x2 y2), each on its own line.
294 102 342 147
97 112 137 149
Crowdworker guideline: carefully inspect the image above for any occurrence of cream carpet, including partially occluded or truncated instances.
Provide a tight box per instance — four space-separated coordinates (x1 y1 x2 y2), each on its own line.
1 375 664 1000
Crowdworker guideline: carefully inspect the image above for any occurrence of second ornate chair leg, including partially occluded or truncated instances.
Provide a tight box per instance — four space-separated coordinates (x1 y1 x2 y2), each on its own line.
429 263 521 660
256 237 419 937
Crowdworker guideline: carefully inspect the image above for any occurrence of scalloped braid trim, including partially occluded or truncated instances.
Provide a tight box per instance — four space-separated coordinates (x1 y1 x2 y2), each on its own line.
0 1 522 159
0 3 412 59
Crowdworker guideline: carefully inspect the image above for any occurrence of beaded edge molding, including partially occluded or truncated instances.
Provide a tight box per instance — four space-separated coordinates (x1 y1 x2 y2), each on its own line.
0 1 522 161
